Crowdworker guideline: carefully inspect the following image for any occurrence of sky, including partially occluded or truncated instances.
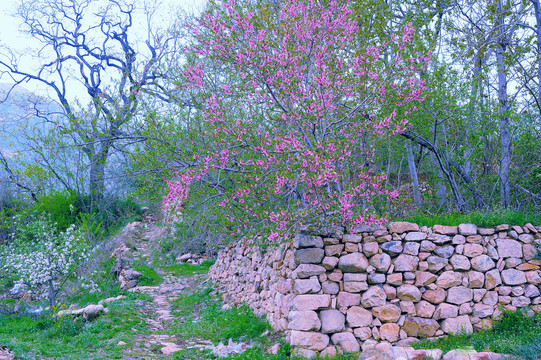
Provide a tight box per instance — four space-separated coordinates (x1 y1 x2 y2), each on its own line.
0 0 206 100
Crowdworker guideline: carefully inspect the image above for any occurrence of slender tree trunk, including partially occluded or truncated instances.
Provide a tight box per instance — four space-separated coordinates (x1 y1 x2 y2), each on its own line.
496 0 511 208
533 0 541 150
47 254 55 308
430 152 447 206
88 142 111 203
406 143 421 207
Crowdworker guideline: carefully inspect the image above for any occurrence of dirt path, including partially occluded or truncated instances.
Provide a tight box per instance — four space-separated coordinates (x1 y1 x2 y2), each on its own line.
120 222 210 359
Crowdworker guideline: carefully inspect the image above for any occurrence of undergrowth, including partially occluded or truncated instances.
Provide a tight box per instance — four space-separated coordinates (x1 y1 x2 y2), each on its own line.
405 209 541 227
414 309 541 360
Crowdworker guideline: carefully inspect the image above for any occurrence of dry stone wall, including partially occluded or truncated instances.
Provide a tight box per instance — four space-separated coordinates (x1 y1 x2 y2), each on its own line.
209 222 541 358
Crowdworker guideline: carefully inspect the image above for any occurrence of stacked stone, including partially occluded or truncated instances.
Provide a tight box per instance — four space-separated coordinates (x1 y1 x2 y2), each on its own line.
286 222 541 358
209 222 541 359
208 241 297 331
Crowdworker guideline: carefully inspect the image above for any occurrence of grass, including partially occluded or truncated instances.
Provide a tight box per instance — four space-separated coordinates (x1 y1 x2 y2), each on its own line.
405 209 541 227
166 260 216 276
169 287 271 343
0 292 152 359
133 264 164 286
414 309 541 360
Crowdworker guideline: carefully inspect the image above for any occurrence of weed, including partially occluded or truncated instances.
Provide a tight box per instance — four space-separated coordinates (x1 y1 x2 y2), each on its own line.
414 308 541 358
133 264 163 286
166 260 216 276
405 209 541 227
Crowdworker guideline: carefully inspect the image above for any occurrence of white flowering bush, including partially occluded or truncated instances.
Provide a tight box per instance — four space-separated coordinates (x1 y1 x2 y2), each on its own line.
0 214 92 307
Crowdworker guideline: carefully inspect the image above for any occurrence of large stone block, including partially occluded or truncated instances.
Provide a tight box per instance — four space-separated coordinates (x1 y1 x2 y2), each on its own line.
447 287 473 305
372 304 401 322
369 253 392 272
389 222 419 234
331 332 360 353
347 306 373 327
394 254 419 272
288 311 321 331
402 317 439 337
397 284 422 302
293 294 331 311
361 286 387 308
290 330 329 351
320 309 346 333
338 253 369 273
496 239 523 258
501 269 526 285
441 315 473 335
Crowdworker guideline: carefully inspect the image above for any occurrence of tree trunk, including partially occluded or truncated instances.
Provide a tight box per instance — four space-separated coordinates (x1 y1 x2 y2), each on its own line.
533 0 541 150
88 142 111 204
47 254 55 308
406 143 421 207
496 0 511 208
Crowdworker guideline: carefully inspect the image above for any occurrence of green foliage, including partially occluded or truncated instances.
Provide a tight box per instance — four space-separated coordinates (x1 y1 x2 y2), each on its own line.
0 293 151 359
414 309 541 358
132 264 163 286
30 191 80 231
405 209 541 227
82 196 143 235
166 260 216 276
169 287 271 343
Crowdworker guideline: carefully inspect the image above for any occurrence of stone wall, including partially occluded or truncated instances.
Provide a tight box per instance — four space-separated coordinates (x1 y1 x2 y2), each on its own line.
209 222 541 358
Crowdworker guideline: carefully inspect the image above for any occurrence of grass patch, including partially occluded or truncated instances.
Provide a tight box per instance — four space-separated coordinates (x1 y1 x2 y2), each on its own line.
169 287 271 343
414 309 541 359
0 292 152 359
133 264 163 286
404 209 541 228
166 260 216 276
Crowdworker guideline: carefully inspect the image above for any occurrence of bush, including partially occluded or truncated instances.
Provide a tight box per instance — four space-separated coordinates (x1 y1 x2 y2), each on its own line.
30 191 80 231
0 213 92 307
405 208 541 227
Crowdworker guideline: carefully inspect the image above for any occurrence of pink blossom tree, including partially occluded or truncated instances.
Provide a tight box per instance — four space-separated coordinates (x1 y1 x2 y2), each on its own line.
163 0 430 243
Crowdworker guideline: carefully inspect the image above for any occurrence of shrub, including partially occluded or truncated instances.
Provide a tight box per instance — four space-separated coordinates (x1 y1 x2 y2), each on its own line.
0 214 92 307
30 191 80 231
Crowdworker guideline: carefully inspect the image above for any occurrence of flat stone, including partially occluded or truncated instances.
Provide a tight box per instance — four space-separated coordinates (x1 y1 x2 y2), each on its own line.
404 242 421 255
469 271 485 288
288 311 321 331
294 277 321 294
415 300 436 318
464 244 484 257
331 332 360 353
402 317 439 337
322 256 339 270
496 239 523 258
485 269 502 290
293 295 331 311
447 287 473 305
387 273 403 286
433 303 459 320
290 331 329 351
361 286 387 307
372 304 401 322
472 304 494 318
435 246 455 259
501 269 526 285
471 255 495 272
427 256 449 272
322 281 339 295
423 287 446 304
405 232 427 241
381 241 403 256
441 315 473 334
337 292 361 309
380 323 400 342
397 284 422 302
436 271 463 288
295 264 326 278
343 234 363 243
347 306 373 327
296 234 324 248
450 255 471 271
394 254 419 272
415 271 437 286
434 225 458 235
458 224 477 236
363 242 380 257
324 244 344 257
320 309 345 333
369 253 392 272
389 222 419 234
338 253 369 273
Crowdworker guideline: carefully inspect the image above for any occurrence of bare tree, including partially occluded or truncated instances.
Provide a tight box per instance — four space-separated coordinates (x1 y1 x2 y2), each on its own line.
0 0 184 203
